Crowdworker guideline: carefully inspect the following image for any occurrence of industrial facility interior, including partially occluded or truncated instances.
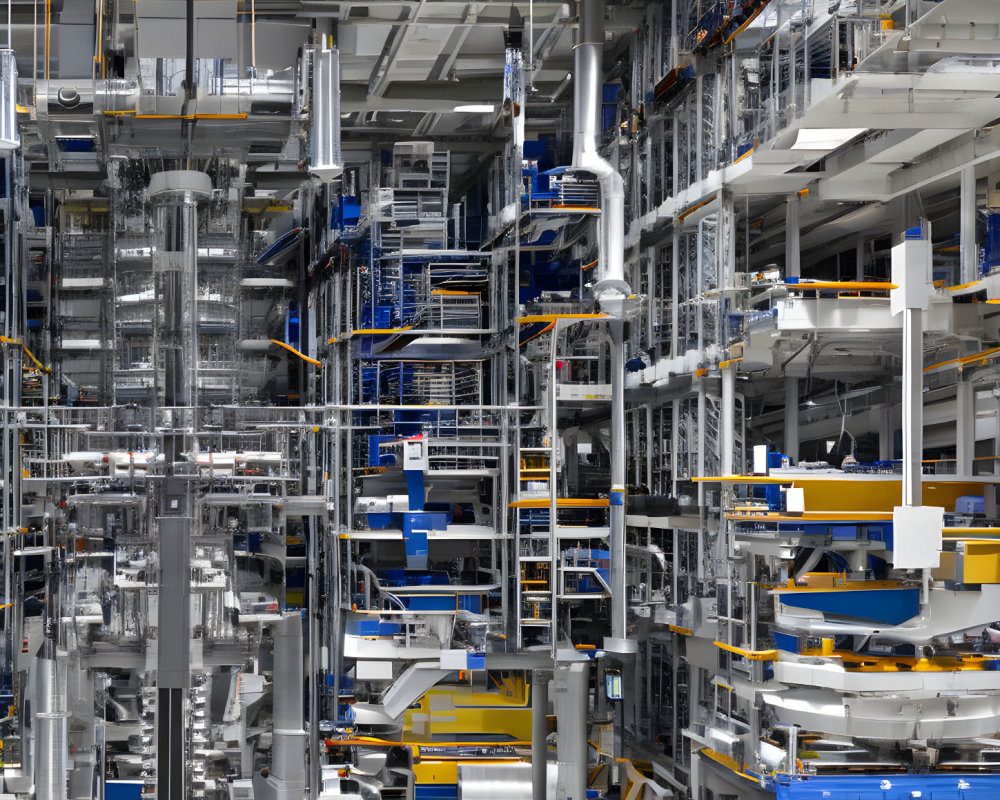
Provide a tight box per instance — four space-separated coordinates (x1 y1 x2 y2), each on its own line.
4 0 1000 798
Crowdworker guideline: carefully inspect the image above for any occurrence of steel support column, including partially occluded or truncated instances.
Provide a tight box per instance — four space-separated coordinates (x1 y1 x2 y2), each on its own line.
609 319 627 642
785 195 800 279
554 661 588 800
721 365 735 475
961 166 978 285
957 379 975 476
902 308 923 506
784 378 799 463
531 670 549 799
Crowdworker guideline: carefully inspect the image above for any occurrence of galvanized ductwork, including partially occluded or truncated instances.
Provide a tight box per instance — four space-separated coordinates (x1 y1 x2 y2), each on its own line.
35 712 69 800
0 51 17 151
573 0 633 653
269 613 308 798
309 44 344 180
572 0 625 295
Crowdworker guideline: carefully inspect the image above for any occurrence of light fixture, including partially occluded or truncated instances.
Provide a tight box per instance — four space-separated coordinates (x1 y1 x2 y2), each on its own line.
791 128 867 151
453 104 495 113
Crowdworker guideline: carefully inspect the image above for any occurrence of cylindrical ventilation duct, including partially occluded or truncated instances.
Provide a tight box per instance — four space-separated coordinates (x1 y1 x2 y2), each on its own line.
572 0 633 653
147 171 211 410
554 662 588 800
271 614 307 794
0 50 18 151
531 671 549 800
35 712 69 800
310 46 344 180
36 658 60 715
571 0 625 293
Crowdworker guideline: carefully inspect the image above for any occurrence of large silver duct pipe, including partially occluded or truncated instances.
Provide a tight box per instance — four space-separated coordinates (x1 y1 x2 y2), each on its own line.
573 0 632 652
573 0 625 291
34 658 68 800
35 712 69 800
309 44 344 181
36 657 65 715
148 171 211 411
0 51 17 150
553 662 588 800
531 671 549 799
271 614 307 798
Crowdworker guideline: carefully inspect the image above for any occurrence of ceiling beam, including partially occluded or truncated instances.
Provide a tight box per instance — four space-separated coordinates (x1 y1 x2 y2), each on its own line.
367 0 427 98
427 3 479 81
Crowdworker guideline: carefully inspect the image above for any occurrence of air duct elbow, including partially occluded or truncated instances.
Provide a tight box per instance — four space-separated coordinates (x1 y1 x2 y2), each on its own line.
571 0 627 300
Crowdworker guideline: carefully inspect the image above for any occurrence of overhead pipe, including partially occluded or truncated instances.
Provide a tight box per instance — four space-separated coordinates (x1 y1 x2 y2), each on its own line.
573 0 625 294
573 0 633 653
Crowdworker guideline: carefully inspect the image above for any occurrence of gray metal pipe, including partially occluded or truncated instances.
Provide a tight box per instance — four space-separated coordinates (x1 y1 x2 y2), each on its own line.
785 195 801 279
721 365 735 475
36 657 63 715
274 614 304 730
554 662 588 800
902 307 922 507
608 321 628 643
35 712 68 800
960 166 977 284
310 45 344 180
572 0 625 290
531 671 549 799
272 614 307 794
573 0 631 654
784 378 799 463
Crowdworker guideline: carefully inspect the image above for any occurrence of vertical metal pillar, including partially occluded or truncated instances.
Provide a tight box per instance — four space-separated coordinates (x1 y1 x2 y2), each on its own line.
670 232 679 358
670 398 679 496
694 75 703 184
721 365 735 475
785 195 800 279
548 327 560 660
784 378 799 463
35 657 67 800
35 712 68 800
960 168 977 284
149 171 210 410
271 614 307 798
554 661 588 800
645 404 654 489
308 512 320 799
880 405 894 461
956 379 975 476
531 670 549 799
902 307 923 506
609 319 627 643
156 475 191 800
689 740 702 800
696 388 706 581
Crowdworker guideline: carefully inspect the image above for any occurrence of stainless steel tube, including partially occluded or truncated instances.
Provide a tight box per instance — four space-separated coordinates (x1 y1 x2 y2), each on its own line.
531 670 549 799
272 613 307 793
554 662 588 800
35 712 68 800
572 0 625 288
574 0 632 654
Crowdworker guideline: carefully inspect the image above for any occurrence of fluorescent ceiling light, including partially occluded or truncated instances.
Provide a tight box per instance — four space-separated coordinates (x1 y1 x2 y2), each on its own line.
791 128 867 151
453 104 495 113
